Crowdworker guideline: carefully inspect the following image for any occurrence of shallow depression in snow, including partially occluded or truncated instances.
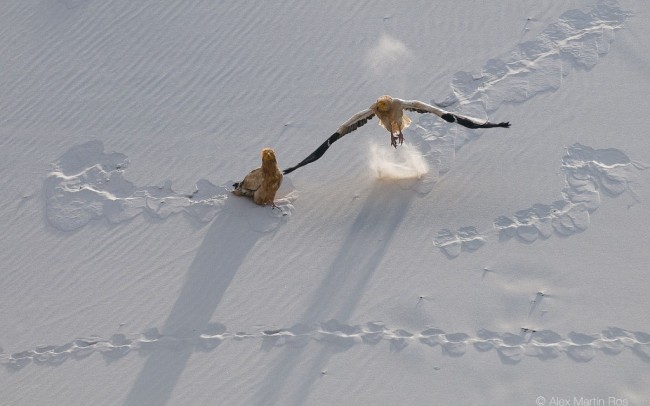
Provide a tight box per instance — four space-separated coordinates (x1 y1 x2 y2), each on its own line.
44 141 296 232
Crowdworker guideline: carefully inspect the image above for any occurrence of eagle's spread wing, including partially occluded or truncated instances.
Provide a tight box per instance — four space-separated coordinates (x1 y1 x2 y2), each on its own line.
398 99 510 129
283 108 375 175
335 108 375 137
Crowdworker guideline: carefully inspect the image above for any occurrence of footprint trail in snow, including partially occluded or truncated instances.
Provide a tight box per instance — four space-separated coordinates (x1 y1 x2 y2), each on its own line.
425 1 641 257
434 144 646 257
44 141 296 232
411 0 631 176
2 321 649 370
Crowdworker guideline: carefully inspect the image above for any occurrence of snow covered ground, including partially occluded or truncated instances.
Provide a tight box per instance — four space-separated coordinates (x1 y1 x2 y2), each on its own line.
2 0 649 404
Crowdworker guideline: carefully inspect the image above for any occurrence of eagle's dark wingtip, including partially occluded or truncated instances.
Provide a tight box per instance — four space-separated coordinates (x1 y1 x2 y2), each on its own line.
281 132 342 175
500 121 511 128
441 113 455 123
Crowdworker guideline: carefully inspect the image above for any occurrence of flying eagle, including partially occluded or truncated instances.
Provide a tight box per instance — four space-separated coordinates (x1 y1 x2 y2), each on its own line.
283 95 510 174
233 148 283 206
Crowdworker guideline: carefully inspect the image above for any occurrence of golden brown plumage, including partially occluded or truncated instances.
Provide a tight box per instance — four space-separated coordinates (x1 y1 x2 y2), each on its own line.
233 148 283 205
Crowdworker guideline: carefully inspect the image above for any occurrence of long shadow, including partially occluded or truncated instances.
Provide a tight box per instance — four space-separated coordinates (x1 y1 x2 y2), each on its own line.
124 198 264 406
254 181 415 406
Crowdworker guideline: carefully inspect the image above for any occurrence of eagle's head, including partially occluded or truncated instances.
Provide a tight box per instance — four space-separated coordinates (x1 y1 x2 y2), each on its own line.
376 95 393 112
261 147 277 163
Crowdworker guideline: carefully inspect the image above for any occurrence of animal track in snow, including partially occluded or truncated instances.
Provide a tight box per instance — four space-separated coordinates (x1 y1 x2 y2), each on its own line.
434 143 645 257
44 141 296 232
420 1 634 257
409 0 630 175
451 1 630 113
3 321 648 370
495 143 646 243
433 227 486 258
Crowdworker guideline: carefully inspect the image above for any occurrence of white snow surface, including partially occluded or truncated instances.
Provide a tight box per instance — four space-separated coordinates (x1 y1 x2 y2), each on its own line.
2 1 650 405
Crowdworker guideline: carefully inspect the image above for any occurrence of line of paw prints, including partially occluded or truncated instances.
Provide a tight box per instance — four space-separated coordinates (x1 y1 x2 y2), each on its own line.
2 321 648 370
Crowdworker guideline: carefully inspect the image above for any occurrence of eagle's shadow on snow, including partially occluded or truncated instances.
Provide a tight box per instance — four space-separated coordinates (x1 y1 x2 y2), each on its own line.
123 190 289 406
254 180 416 406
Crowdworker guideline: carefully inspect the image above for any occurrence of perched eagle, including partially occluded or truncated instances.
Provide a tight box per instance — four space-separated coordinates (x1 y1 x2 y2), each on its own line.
233 148 283 206
283 95 510 174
